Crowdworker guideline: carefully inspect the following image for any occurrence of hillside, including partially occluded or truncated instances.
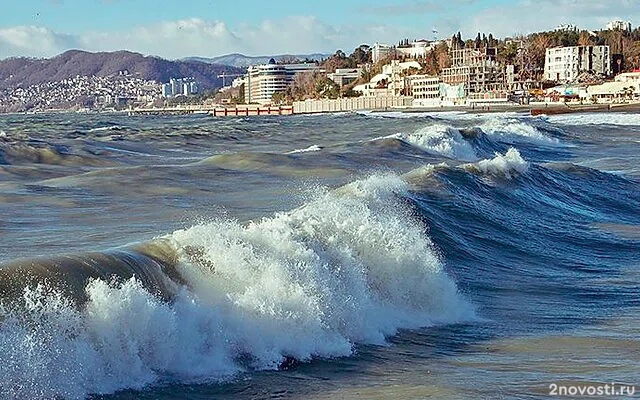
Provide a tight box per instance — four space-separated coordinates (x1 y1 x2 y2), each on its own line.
184 53 331 68
0 50 244 90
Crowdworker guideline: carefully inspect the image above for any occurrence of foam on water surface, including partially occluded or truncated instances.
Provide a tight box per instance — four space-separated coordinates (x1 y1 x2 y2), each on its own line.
0 174 474 399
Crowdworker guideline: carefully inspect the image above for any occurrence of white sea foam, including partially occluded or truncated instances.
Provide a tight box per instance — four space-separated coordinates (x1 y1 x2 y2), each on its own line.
0 174 474 399
88 126 125 133
0 130 7 138
478 117 559 144
465 148 529 179
389 124 477 160
286 145 322 154
547 113 640 126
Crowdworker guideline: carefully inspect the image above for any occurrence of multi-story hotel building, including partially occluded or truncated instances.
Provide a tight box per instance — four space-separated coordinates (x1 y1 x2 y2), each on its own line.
544 45 611 82
244 62 324 105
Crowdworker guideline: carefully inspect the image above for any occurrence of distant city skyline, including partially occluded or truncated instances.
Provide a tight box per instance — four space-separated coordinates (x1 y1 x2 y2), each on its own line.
1 0 638 60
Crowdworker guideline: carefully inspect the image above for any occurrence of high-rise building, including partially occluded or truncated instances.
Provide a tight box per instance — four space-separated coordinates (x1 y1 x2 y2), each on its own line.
544 45 611 82
162 78 198 97
244 62 324 105
162 84 172 97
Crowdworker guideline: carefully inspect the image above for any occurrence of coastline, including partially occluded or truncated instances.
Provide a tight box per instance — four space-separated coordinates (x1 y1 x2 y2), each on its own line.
396 102 640 115
3 101 640 118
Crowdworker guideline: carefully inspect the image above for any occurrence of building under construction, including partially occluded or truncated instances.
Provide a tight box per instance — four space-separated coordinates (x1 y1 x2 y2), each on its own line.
441 47 512 97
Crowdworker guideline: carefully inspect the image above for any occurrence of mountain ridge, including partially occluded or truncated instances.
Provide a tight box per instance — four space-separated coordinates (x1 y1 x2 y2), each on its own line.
183 52 331 68
0 50 244 90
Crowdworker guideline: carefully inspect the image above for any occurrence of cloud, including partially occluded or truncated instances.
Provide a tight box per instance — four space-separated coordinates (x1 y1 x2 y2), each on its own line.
0 25 81 59
0 17 430 60
1 1 637 60
465 0 640 37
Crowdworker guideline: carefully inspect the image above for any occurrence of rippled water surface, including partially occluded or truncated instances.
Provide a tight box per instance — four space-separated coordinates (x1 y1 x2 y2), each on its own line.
0 111 638 399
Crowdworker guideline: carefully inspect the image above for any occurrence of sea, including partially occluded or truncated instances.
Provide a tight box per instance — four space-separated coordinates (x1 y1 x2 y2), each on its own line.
0 110 638 399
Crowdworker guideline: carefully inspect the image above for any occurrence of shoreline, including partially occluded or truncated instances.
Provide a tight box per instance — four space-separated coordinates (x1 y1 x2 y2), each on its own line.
396 102 640 115
3 101 640 118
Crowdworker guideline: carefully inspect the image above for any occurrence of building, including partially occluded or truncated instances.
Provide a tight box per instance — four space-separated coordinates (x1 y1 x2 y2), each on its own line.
555 24 578 32
580 81 639 103
606 20 632 32
162 77 198 97
372 42 393 64
244 62 324 105
161 84 172 97
328 68 362 87
383 60 422 96
372 40 438 63
409 75 441 107
396 40 434 59
615 71 640 83
544 45 611 82
353 60 421 97
440 47 506 95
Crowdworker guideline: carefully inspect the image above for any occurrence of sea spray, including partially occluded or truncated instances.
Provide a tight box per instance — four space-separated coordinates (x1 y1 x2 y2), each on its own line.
478 118 559 145
377 125 477 160
0 174 474 399
464 148 529 179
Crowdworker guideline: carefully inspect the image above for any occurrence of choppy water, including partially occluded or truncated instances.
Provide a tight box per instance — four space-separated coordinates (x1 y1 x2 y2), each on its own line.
0 111 638 399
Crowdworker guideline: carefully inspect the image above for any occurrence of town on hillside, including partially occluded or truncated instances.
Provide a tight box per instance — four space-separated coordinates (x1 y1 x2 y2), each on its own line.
1 20 639 114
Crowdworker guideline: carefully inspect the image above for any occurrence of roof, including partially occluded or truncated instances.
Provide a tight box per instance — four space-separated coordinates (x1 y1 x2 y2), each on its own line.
370 73 390 83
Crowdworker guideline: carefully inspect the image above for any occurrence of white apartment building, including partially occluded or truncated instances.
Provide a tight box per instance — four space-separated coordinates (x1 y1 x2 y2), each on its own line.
606 20 632 32
244 62 324 105
410 75 442 107
544 45 611 82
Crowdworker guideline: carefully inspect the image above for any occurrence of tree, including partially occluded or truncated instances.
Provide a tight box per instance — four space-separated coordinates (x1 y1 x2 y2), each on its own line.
577 31 595 46
498 42 519 65
314 77 340 99
488 33 496 47
271 91 287 104
350 45 371 65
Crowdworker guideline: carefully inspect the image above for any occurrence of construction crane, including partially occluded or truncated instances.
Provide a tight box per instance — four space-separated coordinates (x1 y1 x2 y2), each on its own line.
217 72 245 87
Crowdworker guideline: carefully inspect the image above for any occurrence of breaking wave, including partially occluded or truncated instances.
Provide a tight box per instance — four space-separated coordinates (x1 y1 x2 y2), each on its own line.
463 148 529 179
392 124 478 160
0 174 474 399
546 113 640 126
478 117 560 145
286 144 323 154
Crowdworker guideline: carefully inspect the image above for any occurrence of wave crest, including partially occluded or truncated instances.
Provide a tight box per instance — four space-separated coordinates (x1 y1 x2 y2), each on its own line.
0 174 474 399
465 148 529 179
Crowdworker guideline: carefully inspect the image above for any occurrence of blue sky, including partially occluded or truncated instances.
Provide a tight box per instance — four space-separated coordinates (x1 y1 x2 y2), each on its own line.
0 0 638 59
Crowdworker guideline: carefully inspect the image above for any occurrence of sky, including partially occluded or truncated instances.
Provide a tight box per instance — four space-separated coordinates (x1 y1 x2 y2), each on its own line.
0 0 639 60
